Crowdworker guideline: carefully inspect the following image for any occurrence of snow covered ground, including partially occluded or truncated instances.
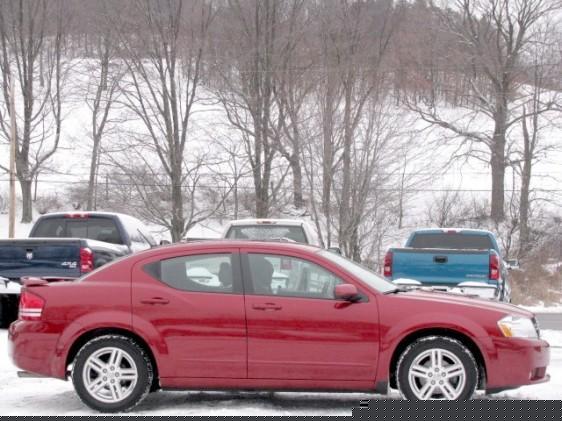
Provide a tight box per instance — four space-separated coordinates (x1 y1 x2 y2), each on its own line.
522 304 562 314
0 329 560 415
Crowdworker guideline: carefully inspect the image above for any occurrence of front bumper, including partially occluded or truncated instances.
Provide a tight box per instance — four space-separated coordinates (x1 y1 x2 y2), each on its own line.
485 336 550 391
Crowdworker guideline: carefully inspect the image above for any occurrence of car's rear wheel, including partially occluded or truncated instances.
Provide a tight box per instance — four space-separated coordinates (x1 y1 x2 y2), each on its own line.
72 335 153 413
396 336 478 400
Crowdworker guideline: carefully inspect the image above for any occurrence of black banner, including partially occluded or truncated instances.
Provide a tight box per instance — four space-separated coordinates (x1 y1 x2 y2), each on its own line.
353 401 562 420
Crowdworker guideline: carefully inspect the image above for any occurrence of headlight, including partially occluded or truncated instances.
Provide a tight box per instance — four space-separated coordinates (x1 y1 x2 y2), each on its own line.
497 315 539 339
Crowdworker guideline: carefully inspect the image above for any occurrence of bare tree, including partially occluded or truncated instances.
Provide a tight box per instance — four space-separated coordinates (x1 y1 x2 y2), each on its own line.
213 0 283 218
514 23 561 256
0 0 69 222
117 0 215 241
84 1 124 211
412 0 561 222
315 0 396 255
268 0 311 209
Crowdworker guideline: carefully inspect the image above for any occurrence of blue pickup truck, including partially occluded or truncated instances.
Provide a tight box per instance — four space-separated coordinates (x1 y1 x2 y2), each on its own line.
383 228 511 302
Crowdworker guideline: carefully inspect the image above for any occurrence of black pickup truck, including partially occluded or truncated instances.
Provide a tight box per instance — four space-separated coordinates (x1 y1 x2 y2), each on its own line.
0 212 157 327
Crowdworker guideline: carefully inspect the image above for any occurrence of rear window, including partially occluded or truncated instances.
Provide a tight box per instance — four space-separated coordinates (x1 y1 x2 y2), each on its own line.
409 233 494 250
32 217 124 245
226 225 307 243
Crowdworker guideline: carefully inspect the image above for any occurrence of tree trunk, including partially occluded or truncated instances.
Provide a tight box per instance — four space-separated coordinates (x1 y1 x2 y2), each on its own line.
490 102 507 222
290 156 304 209
170 169 185 243
86 135 101 211
20 178 33 223
339 78 354 252
519 110 532 258
490 148 505 222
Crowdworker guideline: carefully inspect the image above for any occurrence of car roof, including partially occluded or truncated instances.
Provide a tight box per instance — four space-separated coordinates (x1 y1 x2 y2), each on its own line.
226 219 306 227
155 239 320 254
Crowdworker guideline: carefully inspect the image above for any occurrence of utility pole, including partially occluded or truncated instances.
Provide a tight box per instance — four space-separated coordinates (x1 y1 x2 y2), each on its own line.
8 76 17 239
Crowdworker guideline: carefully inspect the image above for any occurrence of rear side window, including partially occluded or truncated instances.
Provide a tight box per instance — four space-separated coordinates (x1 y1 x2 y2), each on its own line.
226 225 307 243
145 254 236 294
410 233 493 250
32 217 123 245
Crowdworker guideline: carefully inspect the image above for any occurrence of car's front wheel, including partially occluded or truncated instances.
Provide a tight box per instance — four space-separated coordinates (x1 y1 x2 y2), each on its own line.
396 336 478 400
72 335 153 413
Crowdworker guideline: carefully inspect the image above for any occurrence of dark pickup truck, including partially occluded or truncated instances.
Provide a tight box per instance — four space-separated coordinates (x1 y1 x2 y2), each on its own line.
0 212 157 327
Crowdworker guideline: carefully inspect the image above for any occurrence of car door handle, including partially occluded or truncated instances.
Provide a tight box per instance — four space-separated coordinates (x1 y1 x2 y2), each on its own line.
252 303 282 311
140 297 170 305
434 256 448 264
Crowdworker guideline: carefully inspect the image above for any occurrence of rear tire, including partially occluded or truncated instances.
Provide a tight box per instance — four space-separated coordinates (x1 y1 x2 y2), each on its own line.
72 335 153 413
396 336 478 400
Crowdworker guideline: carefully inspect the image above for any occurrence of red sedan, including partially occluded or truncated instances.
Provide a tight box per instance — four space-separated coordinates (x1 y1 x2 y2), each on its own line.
8 241 549 412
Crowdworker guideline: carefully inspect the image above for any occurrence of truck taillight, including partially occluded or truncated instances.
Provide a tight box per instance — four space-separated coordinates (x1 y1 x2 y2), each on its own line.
80 247 94 273
383 251 393 278
19 291 45 321
490 253 500 281
64 213 89 219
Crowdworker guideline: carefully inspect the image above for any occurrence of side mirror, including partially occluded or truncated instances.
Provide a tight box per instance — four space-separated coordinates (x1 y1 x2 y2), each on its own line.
328 246 342 255
334 284 360 302
159 240 171 246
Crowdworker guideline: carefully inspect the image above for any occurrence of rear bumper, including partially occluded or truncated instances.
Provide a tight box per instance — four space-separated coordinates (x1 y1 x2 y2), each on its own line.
391 279 500 300
485 337 550 391
8 320 65 379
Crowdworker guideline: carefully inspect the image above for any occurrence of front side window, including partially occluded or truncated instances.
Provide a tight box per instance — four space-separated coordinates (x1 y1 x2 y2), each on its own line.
145 253 235 294
247 254 343 299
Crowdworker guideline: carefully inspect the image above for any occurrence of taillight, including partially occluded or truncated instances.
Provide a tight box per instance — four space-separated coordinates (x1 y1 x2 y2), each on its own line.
490 253 500 281
80 247 94 273
64 213 89 219
383 251 393 278
19 291 45 321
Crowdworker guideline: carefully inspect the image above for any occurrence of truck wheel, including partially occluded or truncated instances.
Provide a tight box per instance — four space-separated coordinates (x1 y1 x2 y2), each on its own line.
72 335 153 413
396 336 478 400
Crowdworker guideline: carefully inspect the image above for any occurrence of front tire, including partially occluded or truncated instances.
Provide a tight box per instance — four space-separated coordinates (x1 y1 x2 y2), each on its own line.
72 335 153 413
396 336 478 400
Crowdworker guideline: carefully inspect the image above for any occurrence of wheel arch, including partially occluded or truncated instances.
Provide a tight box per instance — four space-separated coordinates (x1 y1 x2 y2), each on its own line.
65 327 159 389
388 328 487 390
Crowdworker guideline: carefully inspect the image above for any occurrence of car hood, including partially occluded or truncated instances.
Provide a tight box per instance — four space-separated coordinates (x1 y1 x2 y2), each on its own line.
392 289 533 318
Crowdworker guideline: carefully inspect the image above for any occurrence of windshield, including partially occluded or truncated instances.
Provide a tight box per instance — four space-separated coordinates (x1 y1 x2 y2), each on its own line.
410 233 493 250
318 250 397 293
226 225 307 243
